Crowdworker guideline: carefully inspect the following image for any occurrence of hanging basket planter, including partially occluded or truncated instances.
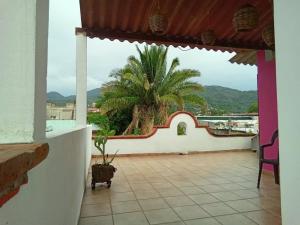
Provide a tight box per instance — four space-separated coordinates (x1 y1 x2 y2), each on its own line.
201 30 216 45
149 11 168 35
262 24 275 49
233 4 259 32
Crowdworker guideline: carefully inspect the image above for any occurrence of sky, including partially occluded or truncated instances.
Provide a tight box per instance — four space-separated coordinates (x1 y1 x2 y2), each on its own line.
47 0 257 96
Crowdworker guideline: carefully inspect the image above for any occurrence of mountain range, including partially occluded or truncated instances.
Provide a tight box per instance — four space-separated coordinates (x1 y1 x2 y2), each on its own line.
47 88 101 106
47 85 257 113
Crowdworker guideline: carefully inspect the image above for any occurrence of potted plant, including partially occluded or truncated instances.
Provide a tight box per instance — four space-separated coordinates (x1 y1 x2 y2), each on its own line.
92 125 118 189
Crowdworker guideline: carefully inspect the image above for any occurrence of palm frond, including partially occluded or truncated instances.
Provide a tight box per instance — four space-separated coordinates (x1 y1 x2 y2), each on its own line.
100 97 139 114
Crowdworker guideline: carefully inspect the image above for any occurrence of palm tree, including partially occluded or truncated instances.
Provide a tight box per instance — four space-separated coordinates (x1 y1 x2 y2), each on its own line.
100 45 205 135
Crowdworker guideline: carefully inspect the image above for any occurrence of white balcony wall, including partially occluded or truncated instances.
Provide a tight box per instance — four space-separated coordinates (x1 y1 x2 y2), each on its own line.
274 1 300 224
0 126 92 225
92 113 253 155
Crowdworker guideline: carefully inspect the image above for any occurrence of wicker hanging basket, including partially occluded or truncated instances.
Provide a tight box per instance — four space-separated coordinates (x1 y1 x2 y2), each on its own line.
233 4 259 32
149 10 168 35
262 24 275 49
201 30 216 45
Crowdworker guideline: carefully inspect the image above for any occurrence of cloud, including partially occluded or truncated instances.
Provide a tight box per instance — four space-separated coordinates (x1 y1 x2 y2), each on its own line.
47 0 257 96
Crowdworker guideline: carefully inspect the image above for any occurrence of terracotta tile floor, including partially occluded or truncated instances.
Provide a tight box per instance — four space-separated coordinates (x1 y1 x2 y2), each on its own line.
79 151 281 225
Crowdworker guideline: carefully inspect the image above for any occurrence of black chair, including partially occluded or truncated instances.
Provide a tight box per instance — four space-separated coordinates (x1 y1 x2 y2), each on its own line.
257 130 279 188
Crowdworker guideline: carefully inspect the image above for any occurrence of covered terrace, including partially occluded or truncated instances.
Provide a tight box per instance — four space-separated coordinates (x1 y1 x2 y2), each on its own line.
0 0 299 225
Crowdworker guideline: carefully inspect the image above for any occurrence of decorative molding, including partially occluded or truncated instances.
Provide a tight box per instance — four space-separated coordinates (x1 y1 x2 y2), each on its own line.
0 143 49 207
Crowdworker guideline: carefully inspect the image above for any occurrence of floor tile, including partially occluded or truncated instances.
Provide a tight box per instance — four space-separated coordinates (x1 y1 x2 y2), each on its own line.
235 190 260 199
211 192 243 201
247 197 279 209
173 205 210 220
172 181 195 187
80 203 111 217
135 190 161 200
144 208 180 225
244 210 281 225
179 186 206 195
216 214 257 225
109 183 132 193
78 215 113 225
165 196 195 207
81 153 281 224
201 202 237 216
189 194 220 205
151 182 174 189
184 217 221 225
139 198 169 210
154 222 185 225
207 177 231 184
82 194 110 204
111 192 136 202
220 183 245 191
199 184 226 193
112 200 141 214
113 211 149 225
158 188 183 197
225 199 261 212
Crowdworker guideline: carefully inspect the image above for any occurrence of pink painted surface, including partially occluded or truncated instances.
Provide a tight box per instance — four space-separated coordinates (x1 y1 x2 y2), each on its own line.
257 51 279 170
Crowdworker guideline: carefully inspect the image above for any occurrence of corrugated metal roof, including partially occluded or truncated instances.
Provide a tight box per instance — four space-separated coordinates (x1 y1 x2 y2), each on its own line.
78 0 273 52
229 51 257 66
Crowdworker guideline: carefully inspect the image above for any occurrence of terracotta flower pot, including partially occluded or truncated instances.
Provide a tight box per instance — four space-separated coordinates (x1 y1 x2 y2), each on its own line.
91 164 116 189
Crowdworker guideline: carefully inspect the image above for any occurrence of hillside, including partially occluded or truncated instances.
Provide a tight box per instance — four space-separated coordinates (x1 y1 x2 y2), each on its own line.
47 86 257 113
47 88 101 106
200 86 257 113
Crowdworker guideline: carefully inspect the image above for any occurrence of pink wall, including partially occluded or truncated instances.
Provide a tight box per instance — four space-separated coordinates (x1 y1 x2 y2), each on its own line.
257 50 279 170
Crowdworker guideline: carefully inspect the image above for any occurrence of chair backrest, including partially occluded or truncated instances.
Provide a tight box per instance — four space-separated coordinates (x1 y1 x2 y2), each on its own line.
271 130 279 145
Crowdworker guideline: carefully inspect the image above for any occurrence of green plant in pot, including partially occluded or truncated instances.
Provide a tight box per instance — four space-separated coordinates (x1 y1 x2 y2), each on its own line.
92 125 118 189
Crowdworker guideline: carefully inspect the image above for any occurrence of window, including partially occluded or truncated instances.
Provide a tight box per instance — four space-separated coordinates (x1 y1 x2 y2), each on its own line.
177 122 187 135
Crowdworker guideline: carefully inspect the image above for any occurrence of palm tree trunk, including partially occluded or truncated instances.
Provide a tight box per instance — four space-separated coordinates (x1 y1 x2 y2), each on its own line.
140 106 154 134
123 105 139 135
157 104 169 125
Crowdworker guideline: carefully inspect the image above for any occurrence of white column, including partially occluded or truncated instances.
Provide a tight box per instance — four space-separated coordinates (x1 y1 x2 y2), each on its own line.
75 30 87 127
0 0 49 144
274 1 300 224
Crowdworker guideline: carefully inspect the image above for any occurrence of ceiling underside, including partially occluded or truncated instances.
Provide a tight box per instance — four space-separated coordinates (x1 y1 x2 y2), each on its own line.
79 0 273 53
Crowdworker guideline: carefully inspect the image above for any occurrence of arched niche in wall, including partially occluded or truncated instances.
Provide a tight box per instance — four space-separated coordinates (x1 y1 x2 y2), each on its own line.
177 122 187 135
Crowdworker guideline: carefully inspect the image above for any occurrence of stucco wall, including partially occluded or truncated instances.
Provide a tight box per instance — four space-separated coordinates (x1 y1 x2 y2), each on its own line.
257 51 279 170
92 112 253 155
0 126 92 225
0 0 48 143
274 1 300 224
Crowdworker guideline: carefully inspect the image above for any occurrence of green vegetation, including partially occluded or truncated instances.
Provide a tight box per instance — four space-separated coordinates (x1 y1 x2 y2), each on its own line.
200 85 257 114
87 112 108 127
98 45 205 135
247 101 258 113
48 88 101 106
94 125 117 165
47 86 257 116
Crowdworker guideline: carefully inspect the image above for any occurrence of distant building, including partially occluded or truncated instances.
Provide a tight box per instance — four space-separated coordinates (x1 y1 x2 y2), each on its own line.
197 115 259 134
88 102 100 113
47 102 75 120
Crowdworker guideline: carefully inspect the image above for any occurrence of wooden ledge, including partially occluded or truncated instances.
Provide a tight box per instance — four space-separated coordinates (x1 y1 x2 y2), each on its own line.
0 143 49 207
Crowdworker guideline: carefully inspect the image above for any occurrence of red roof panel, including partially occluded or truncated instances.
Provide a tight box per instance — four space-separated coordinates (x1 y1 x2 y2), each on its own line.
79 0 274 52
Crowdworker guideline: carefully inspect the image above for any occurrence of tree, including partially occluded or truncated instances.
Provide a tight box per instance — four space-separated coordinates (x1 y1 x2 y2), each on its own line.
99 45 205 135
248 101 258 113
87 113 109 128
